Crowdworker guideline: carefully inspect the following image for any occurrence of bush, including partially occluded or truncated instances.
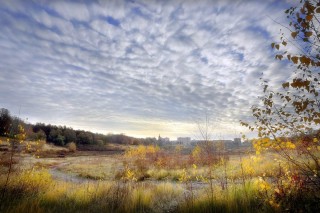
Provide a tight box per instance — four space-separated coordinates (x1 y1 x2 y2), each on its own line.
67 142 77 152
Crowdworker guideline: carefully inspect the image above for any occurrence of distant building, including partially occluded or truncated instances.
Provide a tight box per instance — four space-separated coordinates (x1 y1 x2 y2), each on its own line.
163 137 170 142
158 135 170 143
172 137 250 150
234 138 241 143
233 138 241 146
177 137 191 145
191 138 243 150
241 140 252 148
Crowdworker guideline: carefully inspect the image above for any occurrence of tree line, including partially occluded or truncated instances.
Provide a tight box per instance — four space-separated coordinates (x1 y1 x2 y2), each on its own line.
0 108 157 147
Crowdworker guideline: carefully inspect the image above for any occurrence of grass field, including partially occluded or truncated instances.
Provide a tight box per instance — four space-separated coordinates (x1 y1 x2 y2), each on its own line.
0 141 319 212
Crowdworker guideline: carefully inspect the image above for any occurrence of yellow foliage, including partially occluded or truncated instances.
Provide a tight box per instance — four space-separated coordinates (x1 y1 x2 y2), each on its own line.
259 181 270 191
253 177 270 191
125 145 159 159
285 141 296 149
192 145 201 159
16 124 26 141
122 167 137 181
242 158 255 176
8 168 53 193
253 138 297 154
178 169 188 182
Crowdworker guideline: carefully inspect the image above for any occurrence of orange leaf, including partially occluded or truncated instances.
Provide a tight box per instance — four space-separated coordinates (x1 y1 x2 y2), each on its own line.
306 15 313 21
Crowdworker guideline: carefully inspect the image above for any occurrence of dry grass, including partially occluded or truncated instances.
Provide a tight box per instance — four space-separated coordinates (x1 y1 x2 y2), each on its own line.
0 144 319 212
57 155 124 180
41 143 68 152
0 168 186 213
0 167 266 213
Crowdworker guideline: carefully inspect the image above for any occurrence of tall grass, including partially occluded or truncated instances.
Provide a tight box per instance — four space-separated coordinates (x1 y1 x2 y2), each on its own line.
177 182 262 213
1 150 319 212
0 169 186 213
0 167 266 213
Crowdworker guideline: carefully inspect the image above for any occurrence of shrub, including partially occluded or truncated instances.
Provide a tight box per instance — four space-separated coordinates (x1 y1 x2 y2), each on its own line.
67 142 77 152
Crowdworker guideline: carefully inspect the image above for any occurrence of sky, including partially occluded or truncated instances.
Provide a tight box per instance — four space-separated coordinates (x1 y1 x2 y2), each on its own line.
0 0 295 140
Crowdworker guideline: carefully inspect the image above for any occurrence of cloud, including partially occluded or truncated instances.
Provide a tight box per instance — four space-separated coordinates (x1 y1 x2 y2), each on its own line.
48 1 91 21
0 0 293 139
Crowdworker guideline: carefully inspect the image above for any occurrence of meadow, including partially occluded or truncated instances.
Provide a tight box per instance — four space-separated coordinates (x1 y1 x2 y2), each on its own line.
1 139 319 213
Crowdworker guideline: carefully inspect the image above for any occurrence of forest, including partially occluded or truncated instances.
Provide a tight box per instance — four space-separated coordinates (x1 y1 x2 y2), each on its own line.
0 107 157 147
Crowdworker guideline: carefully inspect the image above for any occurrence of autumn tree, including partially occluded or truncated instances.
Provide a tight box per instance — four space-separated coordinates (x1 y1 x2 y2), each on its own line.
240 2 320 211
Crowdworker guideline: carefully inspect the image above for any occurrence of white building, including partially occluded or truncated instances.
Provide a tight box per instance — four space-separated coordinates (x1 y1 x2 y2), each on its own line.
158 135 170 143
177 137 191 145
